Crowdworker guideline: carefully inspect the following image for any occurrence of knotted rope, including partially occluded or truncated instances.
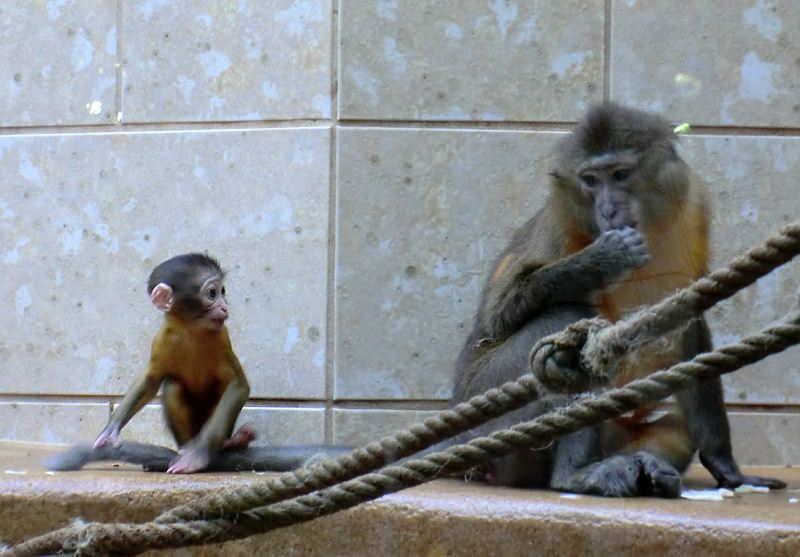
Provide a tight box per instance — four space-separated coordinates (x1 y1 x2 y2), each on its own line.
7 223 800 557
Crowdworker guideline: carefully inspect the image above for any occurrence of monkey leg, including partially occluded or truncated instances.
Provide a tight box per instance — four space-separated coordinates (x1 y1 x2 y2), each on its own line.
552 414 691 498
459 304 599 399
603 413 695 471
161 377 204 447
678 320 786 490
454 304 599 487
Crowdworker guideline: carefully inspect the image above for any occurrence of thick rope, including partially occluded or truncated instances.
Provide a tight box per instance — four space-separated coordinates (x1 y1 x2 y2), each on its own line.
9 308 800 556
7 222 800 556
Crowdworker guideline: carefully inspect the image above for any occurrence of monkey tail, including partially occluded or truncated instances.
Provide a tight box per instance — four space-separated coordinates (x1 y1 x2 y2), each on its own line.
40 442 178 471
204 445 353 472
40 443 352 472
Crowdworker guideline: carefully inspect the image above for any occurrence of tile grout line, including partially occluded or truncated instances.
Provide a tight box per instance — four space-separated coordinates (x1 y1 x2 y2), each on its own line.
324 0 341 445
115 0 124 125
1 120 799 138
603 0 611 102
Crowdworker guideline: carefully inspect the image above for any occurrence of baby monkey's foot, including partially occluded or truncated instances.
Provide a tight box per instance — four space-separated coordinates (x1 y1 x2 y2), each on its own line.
222 423 257 449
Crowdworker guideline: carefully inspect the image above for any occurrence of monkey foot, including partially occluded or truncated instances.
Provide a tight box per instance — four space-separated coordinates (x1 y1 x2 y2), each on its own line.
167 448 211 474
718 474 787 491
634 451 682 498
578 451 681 498
703 456 788 491
222 423 257 449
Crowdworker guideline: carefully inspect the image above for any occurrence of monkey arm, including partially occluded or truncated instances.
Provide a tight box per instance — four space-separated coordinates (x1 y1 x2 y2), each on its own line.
482 228 649 340
94 373 162 448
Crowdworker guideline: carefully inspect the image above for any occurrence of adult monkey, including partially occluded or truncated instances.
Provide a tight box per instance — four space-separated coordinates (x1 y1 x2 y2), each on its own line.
452 103 785 497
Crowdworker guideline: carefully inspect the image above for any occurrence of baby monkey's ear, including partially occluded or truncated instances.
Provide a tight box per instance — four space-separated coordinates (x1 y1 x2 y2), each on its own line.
150 283 174 312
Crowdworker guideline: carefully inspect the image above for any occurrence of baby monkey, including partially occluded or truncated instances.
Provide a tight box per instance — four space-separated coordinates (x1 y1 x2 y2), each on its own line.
45 253 346 473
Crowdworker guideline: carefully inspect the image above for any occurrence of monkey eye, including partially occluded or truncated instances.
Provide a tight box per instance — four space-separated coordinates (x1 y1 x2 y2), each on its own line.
581 174 598 187
208 288 217 299
613 168 631 182
221 286 227 298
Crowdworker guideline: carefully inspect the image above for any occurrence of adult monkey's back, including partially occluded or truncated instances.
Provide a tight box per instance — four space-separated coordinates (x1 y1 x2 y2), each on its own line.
452 103 785 497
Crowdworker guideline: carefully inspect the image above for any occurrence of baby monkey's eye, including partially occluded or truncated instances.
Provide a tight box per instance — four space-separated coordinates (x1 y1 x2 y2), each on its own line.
208 288 217 299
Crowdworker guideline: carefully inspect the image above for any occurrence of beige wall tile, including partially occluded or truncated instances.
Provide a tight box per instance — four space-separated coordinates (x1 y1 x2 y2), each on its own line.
123 0 332 122
335 127 562 400
681 136 800 404
0 127 330 399
611 0 800 126
332 408 439 446
117 404 325 447
729 412 800 466
0 402 109 444
0 2 118 126
339 0 604 121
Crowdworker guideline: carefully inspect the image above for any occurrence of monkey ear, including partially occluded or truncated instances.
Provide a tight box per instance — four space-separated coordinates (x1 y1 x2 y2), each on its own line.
151 283 174 312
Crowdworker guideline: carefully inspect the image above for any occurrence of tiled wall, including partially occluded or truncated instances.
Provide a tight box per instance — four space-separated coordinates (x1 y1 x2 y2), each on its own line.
1 1 798 466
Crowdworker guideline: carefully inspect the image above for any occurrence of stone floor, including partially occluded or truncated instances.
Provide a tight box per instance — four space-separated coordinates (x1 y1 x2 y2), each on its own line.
1 440 799 556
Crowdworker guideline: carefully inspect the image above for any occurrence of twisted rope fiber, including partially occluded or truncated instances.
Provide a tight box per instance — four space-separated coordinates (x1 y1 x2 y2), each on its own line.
7 222 800 556
9 309 800 557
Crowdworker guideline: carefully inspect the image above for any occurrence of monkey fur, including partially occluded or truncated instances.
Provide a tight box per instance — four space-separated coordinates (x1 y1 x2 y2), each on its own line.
450 103 785 497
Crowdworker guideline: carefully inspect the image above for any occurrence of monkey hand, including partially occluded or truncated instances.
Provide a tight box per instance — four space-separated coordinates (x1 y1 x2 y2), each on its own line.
532 331 612 394
596 227 651 275
167 443 211 474
536 343 599 394
93 426 121 449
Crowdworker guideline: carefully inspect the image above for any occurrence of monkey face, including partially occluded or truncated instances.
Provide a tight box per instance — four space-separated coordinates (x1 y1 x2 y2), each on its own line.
577 153 642 233
197 276 228 329
551 103 692 239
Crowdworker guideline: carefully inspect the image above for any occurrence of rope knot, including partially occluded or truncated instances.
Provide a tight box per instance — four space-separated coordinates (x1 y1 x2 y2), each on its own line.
528 317 613 394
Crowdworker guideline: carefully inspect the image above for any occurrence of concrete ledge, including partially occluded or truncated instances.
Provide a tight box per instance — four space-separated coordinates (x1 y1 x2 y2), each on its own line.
1 441 799 556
